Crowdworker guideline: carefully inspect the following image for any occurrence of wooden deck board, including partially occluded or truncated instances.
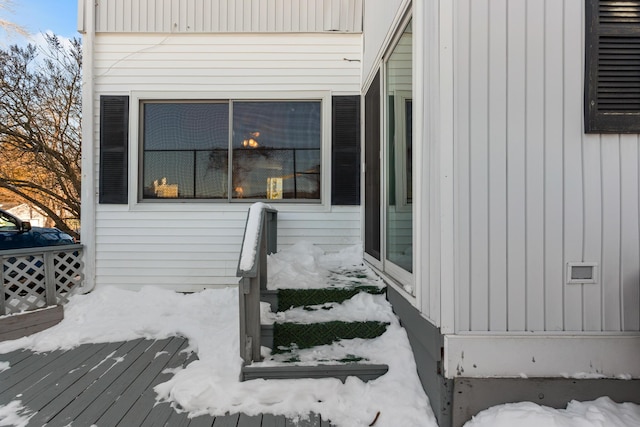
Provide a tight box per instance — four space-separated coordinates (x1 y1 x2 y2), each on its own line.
118 340 193 426
9 342 114 407
262 414 288 427
239 414 264 427
0 337 335 426
95 337 188 427
65 338 175 426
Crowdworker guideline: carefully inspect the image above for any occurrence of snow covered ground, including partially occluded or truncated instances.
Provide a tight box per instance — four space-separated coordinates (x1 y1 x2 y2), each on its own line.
0 242 639 427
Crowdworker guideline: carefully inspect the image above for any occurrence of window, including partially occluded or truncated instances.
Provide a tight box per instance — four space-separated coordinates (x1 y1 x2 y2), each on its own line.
385 17 413 276
141 100 321 201
585 0 640 133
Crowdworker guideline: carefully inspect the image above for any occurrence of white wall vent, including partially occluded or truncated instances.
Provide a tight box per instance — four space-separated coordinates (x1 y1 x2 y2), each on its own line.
567 262 598 284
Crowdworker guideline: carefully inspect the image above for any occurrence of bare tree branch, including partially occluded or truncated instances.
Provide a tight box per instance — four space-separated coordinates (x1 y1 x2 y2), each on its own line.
0 34 81 238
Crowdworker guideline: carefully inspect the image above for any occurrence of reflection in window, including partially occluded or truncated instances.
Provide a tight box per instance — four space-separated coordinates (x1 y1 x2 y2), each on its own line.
232 102 321 200
143 103 229 199
141 100 321 201
385 18 413 273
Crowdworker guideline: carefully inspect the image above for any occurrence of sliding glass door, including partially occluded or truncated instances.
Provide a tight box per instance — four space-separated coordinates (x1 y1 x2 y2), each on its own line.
384 18 413 283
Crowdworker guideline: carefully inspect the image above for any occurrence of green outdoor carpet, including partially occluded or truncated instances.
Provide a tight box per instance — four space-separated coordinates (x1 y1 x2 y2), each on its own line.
272 320 389 352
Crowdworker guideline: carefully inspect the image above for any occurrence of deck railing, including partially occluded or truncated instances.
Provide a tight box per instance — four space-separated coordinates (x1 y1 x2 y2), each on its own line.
1 244 84 315
237 203 277 365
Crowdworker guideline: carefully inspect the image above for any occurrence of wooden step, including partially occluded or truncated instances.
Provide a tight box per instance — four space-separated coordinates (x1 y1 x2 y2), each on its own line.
241 363 389 383
262 286 386 312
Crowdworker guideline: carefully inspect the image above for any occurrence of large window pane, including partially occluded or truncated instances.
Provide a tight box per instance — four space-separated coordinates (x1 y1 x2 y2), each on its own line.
196 150 228 198
142 102 228 199
144 103 228 150
140 100 321 201
385 19 413 273
143 151 194 198
232 102 321 200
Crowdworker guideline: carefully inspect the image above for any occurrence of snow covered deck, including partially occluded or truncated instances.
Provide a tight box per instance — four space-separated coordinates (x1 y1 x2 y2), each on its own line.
0 336 331 426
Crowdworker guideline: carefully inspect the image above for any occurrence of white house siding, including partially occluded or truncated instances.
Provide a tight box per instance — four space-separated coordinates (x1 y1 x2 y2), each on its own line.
91 33 362 290
361 0 407 85
454 0 640 333
93 0 362 33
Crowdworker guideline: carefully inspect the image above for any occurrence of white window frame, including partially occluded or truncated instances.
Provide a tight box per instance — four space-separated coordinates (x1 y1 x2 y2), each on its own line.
127 91 333 212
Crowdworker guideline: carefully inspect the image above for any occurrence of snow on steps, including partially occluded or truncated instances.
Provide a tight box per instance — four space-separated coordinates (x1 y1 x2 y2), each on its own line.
241 278 391 383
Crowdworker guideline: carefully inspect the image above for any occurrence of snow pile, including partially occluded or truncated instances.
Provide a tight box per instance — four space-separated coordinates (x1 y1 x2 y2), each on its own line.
465 397 640 427
0 243 434 427
267 242 381 290
0 242 638 427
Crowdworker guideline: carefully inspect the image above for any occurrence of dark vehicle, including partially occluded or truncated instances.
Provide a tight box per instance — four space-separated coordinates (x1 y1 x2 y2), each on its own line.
0 209 74 250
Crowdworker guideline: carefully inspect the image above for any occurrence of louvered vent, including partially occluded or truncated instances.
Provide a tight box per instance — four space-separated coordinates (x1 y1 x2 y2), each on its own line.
597 35 640 112
599 0 640 24
597 1 640 113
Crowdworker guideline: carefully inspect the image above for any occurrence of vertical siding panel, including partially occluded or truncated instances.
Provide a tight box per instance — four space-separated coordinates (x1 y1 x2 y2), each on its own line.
107 0 115 31
130 0 139 32
259 0 269 32
226 0 236 31
98 0 108 31
304 0 314 31
210 0 219 32
620 135 640 331
315 0 324 32
141 0 150 32
525 0 545 331
93 0 361 33
123 0 132 32
544 0 564 331
185 0 195 32
283 0 293 32
506 0 527 331
146 0 155 32
563 0 585 331
243 0 252 32
291 0 300 32
275 0 284 31
203 0 211 32
193 0 204 32
251 0 260 31
341 0 349 30
115 0 125 32
601 135 622 331
163 0 172 31
582 131 603 332
219 0 228 31
487 0 508 332
267 0 276 31
582 2 603 332
469 0 490 331
351 0 362 32
456 0 472 332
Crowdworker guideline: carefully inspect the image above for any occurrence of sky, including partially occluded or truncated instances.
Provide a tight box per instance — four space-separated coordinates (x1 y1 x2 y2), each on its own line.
0 242 639 426
2 0 77 43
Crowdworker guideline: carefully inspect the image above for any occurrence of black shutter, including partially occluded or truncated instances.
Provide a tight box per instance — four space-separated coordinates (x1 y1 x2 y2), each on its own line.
331 96 361 205
585 0 640 133
99 96 129 204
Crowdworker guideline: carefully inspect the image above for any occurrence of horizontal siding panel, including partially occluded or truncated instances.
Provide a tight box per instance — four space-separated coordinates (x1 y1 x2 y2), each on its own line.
94 205 361 289
90 33 362 290
95 75 357 86
92 34 360 94
93 0 362 33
